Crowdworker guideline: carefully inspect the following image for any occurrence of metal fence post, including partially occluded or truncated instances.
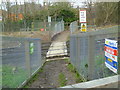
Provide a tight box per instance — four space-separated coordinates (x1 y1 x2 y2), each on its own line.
77 36 80 71
75 36 78 67
88 35 95 80
25 41 31 77
37 40 42 66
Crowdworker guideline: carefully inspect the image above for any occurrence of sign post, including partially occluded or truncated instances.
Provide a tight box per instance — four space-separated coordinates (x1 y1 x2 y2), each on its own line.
104 39 118 74
79 10 87 32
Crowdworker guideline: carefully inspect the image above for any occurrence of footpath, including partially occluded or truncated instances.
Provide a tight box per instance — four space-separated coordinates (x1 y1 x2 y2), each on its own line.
25 31 83 88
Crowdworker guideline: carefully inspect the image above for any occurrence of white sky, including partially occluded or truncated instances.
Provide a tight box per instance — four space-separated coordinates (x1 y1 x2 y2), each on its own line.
0 0 119 9
0 0 86 7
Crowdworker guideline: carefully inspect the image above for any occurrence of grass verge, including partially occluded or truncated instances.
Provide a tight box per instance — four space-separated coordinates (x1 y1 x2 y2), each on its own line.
58 73 67 87
2 65 27 88
66 59 85 83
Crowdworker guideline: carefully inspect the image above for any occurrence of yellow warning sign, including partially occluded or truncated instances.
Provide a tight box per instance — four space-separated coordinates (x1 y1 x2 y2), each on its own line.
81 23 87 32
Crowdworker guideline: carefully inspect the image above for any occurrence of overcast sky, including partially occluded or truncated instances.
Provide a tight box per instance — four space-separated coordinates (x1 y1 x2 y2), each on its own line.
0 0 119 9
0 0 86 8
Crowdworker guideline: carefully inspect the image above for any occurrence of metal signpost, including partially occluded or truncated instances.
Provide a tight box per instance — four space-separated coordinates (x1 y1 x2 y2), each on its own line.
105 39 118 74
79 10 87 32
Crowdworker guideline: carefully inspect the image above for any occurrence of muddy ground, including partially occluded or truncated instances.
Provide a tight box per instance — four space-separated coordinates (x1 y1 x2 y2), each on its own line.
27 59 77 88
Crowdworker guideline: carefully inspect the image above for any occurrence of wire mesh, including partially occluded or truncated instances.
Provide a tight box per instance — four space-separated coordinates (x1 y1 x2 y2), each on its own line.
2 36 42 88
70 26 119 80
0 22 2 32
94 38 116 79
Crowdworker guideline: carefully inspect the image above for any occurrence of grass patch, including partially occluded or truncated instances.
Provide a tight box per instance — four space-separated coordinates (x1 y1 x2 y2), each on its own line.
67 62 85 83
2 65 27 88
58 73 67 87
67 63 75 73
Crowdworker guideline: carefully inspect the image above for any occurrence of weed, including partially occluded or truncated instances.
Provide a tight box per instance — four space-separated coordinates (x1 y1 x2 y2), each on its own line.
67 63 75 73
85 64 88 68
24 85 29 88
39 68 43 73
67 62 85 83
58 73 67 87
74 72 84 83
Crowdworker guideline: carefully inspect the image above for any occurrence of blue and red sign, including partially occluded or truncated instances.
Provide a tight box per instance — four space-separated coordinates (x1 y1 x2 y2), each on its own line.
105 39 118 74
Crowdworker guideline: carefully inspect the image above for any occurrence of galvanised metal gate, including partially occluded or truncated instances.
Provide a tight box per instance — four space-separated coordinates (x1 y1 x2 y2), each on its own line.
70 26 119 80
2 36 43 88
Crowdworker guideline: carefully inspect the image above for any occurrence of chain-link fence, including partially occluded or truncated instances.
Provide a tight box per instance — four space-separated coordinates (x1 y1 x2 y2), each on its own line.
70 26 119 81
2 20 64 31
70 21 78 34
2 36 44 88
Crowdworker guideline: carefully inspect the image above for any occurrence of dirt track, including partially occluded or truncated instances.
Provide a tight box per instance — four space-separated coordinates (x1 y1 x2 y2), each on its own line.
52 30 70 42
25 30 78 88
28 60 76 88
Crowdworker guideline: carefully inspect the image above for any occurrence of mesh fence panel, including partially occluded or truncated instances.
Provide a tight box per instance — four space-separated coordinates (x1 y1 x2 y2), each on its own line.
0 22 2 32
70 26 119 80
2 36 42 88
94 38 116 79
2 37 27 88
70 36 88 79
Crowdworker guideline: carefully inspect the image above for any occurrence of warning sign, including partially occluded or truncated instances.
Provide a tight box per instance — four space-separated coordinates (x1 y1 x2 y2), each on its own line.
81 23 87 32
79 10 86 23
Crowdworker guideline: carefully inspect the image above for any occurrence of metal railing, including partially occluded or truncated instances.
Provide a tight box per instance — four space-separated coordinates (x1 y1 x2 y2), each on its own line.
2 20 65 40
2 36 44 88
2 20 64 31
70 26 119 80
